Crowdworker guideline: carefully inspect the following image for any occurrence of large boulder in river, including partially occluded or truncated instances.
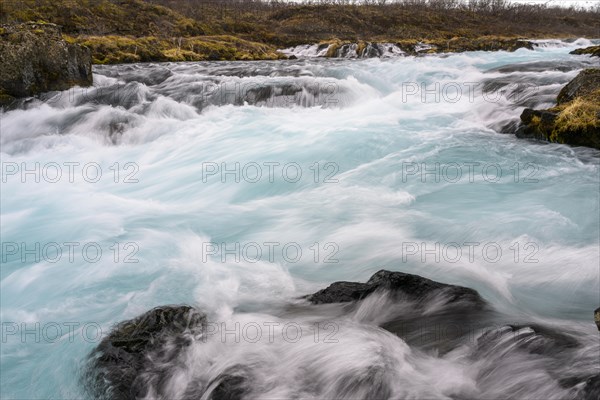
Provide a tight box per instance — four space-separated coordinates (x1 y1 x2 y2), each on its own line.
85 305 206 400
516 68 600 149
306 269 490 353
307 269 486 309
0 22 92 105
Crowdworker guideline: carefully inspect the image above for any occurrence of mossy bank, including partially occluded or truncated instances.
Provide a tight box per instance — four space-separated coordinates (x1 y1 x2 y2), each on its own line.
517 69 600 149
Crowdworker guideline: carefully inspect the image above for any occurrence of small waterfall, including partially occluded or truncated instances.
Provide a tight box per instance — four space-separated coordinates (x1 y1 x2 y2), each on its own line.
279 42 432 59
334 43 359 58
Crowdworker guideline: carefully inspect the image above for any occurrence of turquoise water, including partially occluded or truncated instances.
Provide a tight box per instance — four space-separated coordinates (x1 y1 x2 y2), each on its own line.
1 39 599 399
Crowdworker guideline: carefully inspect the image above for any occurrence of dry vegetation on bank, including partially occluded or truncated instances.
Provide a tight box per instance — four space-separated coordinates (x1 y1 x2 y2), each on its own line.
1 0 599 63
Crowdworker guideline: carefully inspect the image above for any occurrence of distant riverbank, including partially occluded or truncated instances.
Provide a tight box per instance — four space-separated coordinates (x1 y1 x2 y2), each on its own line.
1 0 599 63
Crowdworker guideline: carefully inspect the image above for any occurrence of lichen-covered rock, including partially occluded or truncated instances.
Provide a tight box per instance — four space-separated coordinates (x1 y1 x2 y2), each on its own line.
307 269 486 308
85 305 206 400
570 45 600 57
557 68 600 105
0 22 92 104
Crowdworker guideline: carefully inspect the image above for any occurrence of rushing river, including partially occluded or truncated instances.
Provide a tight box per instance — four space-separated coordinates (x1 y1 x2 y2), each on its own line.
1 39 599 399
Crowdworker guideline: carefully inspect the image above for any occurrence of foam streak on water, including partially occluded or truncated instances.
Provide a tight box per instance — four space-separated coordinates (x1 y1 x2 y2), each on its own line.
0 40 599 399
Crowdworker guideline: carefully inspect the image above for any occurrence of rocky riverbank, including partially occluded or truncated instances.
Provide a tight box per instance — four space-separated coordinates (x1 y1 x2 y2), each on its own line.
0 22 92 105
516 68 600 149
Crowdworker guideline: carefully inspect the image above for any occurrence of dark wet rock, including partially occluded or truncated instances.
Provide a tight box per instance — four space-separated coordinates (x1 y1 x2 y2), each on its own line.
505 324 580 354
317 43 329 52
582 375 600 400
79 82 152 108
307 281 371 304
562 374 600 400
0 22 92 105
516 108 558 140
570 45 600 57
126 67 173 86
595 307 600 331
473 324 581 365
497 119 522 134
330 367 392 399
85 305 206 400
305 270 491 353
287 54 298 60
204 369 251 400
307 269 486 309
557 68 600 105
362 44 382 58
520 108 558 125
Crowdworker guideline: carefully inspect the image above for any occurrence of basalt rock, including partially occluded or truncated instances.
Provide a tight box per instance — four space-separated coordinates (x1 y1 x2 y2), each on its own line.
307 269 486 309
85 305 206 400
0 22 92 106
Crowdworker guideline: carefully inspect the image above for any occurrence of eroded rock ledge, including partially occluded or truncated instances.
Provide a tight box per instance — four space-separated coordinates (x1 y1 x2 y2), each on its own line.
0 22 92 105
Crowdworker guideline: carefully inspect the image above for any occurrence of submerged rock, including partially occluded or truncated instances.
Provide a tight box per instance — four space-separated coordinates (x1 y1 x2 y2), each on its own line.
201 367 251 400
307 269 486 308
85 305 206 400
582 375 600 400
0 22 92 105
